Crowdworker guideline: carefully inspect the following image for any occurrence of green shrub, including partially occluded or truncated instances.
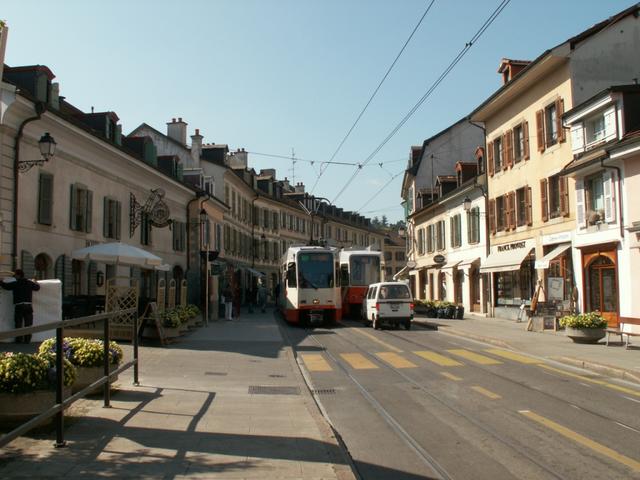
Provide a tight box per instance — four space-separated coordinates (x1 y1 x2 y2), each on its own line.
39 337 123 367
559 312 607 329
0 352 76 394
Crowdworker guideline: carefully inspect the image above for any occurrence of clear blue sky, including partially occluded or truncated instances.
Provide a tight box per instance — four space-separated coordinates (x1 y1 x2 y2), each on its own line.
2 1 635 224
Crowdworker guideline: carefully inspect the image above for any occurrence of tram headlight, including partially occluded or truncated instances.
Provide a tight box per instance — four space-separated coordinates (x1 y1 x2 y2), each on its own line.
313 298 320 305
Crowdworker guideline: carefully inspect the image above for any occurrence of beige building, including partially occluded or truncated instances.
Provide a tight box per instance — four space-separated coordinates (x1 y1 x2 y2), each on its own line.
470 5 640 318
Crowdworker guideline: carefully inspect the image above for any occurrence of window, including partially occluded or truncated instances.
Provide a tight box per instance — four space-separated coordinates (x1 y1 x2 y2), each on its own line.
395 251 405 261
70 184 92 233
513 123 525 162
427 224 435 253
224 224 230 251
587 115 606 143
436 220 445 251
417 229 424 255
536 98 565 152
385 266 392 277
384 251 391 261
516 188 527 227
582 171 616 226
103 197 121 240
216 224 222 252
231 190 236 216
140 211 152 246
450 214 462 248
496 196 505 231
493 137 503 171
273 212 279 230
172 220 186 252
541 175 569 222
467 207 480 244
38 173 54 225
225 184 229 205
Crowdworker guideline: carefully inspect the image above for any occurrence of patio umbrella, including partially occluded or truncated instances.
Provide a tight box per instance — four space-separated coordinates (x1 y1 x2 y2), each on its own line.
71 242 163 269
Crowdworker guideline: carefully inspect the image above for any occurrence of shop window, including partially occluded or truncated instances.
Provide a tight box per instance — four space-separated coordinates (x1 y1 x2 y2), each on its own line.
495 255 535 305
547 252 573 302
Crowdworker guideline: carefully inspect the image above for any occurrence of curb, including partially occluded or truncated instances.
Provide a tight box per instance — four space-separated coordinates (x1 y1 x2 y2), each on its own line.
414 319 514 350
554 356 640 385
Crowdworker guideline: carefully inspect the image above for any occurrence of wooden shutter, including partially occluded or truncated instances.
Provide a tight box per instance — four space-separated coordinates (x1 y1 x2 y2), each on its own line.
556 98 565 143
85 190 93 233
560 176 569 217
509 192 516 230
603 170 616 223
488 199 496 234
570 124 584 154
536 109 545 152
103 197 109 237
575 179 586 228
115 201 121 240
505 130 513 169
501 133 508 171
487 140 494 176
540 179 549 222
525 186 533 226
69 184 77 230
88 261 97 296
523 121 530 160
38 173 53 225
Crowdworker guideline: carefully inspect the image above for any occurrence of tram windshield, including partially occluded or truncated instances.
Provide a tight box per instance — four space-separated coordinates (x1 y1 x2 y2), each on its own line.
298 252 334 289
349 255 381 286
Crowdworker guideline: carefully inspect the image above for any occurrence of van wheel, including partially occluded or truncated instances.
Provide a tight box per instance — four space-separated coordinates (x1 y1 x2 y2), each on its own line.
373 315 380 330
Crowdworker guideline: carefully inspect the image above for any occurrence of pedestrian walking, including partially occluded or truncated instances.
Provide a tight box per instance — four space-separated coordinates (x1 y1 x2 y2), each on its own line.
222 284 233 321
1 269 40 343
257 281 267 313
232 283 241 320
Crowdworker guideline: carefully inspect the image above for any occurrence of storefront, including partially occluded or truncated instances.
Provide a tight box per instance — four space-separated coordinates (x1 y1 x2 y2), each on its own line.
535 236 575 312
480 239 537 319
580 243 619 327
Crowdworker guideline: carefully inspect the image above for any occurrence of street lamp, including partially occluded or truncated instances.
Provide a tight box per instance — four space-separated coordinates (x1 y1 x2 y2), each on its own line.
199 208 209 325
18 132 57 173
462 196 472 212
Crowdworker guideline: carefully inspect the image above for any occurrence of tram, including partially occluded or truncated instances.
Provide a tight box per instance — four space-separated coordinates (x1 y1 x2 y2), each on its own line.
339 248 383 318
279 245 342 326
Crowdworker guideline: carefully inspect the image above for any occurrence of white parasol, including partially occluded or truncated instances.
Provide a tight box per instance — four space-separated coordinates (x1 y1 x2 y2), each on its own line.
71 242 163 269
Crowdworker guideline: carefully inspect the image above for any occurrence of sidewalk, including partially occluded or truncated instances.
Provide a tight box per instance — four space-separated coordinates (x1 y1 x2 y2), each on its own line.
0 310 355 479
414 313 640 384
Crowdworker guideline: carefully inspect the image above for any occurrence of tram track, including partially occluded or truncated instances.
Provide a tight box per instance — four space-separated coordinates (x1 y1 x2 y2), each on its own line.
301 321 577 480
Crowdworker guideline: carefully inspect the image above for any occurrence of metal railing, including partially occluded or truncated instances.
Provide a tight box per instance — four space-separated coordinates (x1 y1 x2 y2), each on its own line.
0 309 139 448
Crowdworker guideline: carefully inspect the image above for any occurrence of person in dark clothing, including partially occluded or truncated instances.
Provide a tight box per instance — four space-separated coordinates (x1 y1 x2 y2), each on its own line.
1 269 40 343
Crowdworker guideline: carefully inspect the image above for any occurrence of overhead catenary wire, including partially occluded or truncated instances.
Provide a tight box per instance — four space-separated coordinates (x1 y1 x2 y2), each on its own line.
310 0 438 194
331 0 512 205
247 150 406 168
356 170 405 213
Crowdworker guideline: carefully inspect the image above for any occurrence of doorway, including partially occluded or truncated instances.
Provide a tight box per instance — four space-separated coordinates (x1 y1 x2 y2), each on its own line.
582 248 618 327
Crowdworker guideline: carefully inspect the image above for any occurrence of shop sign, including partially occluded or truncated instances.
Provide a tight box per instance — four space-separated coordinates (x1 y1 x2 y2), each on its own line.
542 231 572 245
433 254 446 264
497 241 527 253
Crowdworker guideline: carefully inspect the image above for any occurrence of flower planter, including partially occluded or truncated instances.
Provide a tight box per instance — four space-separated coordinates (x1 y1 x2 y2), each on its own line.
0 388 71 421
426 307 438 318
565 327 606 344
144 325 182 339
73 366 119 394
445 305 457 319
455 305 465 319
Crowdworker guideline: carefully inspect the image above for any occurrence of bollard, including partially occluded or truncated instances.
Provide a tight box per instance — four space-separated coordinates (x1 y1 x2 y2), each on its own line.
54 326 66 448
103 317 111 408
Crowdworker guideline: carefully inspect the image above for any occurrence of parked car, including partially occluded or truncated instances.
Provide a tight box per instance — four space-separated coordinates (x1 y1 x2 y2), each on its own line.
362 282 414 330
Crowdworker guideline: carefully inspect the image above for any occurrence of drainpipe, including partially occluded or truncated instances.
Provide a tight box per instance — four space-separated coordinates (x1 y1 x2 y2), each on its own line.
12 101 47 270
600 159 625 239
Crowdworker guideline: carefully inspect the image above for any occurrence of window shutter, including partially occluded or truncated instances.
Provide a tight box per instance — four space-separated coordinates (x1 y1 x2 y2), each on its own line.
540 179 549 222
488 199 496 234
556 98 565 143
570 124 584 154
501 133 508 171
85 190 93 233
21 250 35 278
536 109 545 152
509 192 516 230
525 186 533 226
505 130 513 169
467 211 472 243
38 173 53 225
575 179 586 228
103 197 109 237
523 121 530 160
560 176 569 217
487 141 494 176
69 184 77 230
604 107 616 141
603 170 616 223
115 201 121 240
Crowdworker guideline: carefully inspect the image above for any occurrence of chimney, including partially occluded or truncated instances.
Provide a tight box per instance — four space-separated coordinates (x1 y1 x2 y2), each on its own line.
497 58 531 85
167 117 188 145
190 128 203 166
282 177 290 190
48 82 60 110
227 147 248 169
295 182 305 193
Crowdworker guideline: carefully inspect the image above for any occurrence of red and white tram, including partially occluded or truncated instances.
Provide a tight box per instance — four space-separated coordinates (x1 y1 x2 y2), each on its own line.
339 249 383 318
279 245 342 326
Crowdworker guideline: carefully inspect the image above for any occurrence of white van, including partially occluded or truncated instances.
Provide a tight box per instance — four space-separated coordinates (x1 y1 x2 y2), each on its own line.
362 282 414 330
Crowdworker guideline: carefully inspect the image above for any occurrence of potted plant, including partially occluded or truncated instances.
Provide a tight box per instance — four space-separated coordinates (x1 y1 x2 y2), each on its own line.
424 300 438 318
39 337 123 393
559 312 608 344
0 352 76 420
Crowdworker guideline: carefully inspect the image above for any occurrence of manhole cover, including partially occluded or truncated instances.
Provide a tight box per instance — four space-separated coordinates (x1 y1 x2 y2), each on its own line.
311 388 336 395
248 386 300 395
205 372 228 376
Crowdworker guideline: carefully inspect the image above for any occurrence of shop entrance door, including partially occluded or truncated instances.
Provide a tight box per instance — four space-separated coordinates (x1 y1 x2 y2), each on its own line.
583 252 618 327
470 267 481 312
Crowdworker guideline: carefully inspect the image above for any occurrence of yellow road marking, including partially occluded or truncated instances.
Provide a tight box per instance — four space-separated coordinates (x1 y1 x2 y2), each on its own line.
520 410 640 472
301 354 332 372
485 348 540 364
440 372 462 381
340 353 379 370
414 351 463 366
375 352 417 369
351 328 402 352
471 386 501 399
448 349 502 365
539 365 640 398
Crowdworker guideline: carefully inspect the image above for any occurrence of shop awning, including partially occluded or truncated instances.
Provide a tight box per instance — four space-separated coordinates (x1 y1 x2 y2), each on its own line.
458 257 480 268
440 260 461 270
534 243 571 269
246 267 265 277
480 248 534 273
393 264 411 280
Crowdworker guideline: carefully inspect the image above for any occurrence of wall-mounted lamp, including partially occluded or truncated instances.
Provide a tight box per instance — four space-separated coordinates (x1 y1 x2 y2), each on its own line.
96 271 105 287
18 132 57 173
462 197 472 212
